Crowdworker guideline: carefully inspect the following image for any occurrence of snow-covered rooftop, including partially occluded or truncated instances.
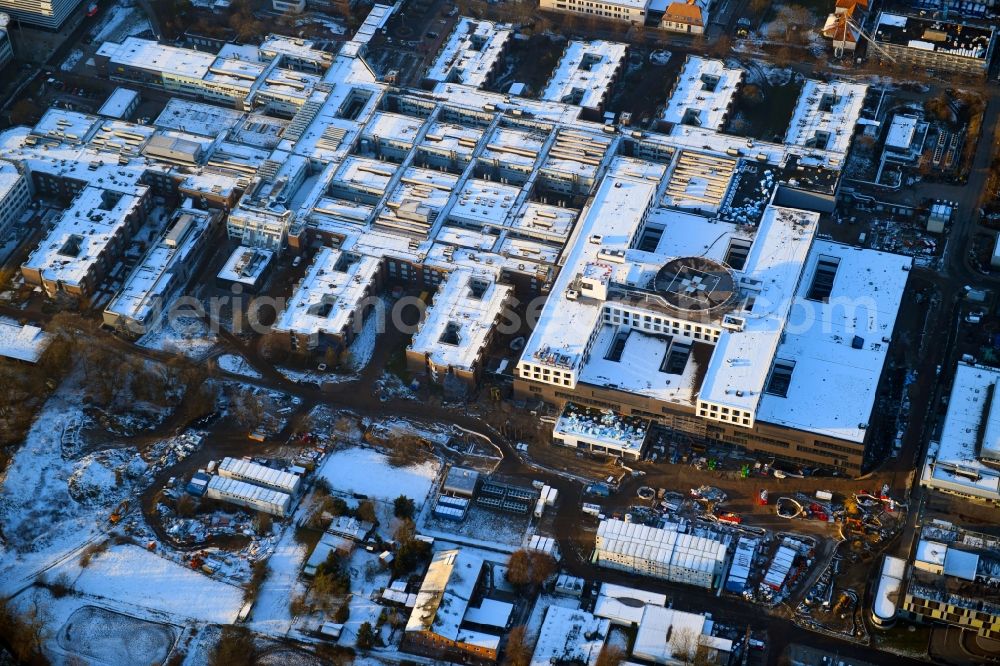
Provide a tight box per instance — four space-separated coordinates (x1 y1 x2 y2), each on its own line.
98 37 217 79
530 604 610 666
784 79 867 158
920 362 1000 502
662 56 743 132
0 160 23 202
886 114 918 151
97 87 139 119
425 17 512 88
554 403 651 453
519 157 666 379
272 247 380 338
755 241 911 442
419 121 483 161
449 179 520 227
218 245 274 286
405 549 484 639
697 205 820 423
633 605 733 663
22 184 149 290
0 319 52 364
153 98 245 136
409 268 512 372
105 208 216 327
541 40 627 111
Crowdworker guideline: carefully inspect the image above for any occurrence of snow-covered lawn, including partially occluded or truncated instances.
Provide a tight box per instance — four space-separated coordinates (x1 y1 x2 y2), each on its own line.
61 49 83 72
139 314 216 359
66 544 244 624
317 447 440 507
217 353 262 379
90 5 152 43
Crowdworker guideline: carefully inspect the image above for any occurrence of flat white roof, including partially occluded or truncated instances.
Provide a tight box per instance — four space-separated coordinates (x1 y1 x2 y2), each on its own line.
874 555 906 621
756 242 912 442
98 37 217 80
662 56 743 132
450 179 520 227
886 114 918 150
921 362 1000 501
98 88 139 119
530 605 609 666
32 108 100 144
520 158 666 378
541 40 627 111
259 34 333 67
218 246 274 285
363 111 424 147
331 156 397 196
106 208 214 325
409 268 512 372
273 247 379 337
23 185 148 289
425 17 512 88
698 205 820 419
420 121 483 159
785 79 868 157
154 98 245 136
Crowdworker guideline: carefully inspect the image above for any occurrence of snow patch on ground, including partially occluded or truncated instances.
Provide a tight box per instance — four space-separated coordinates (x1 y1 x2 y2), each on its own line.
217 353 262 379
138 314 216 359
294 15 348 35
61 49 84 72
91 5 152 43
317 447 440 507
68 448 148 506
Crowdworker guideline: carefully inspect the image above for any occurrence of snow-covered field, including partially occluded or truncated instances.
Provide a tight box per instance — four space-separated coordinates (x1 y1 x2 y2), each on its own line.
247 508 308 636
56 605 177 665
139 314 217 359
217 353 262 379
0 398 108 596
64 544 244 624
317 447 440 507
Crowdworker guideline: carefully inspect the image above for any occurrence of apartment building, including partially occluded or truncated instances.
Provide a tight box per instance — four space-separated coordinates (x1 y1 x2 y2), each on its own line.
872 13 996 76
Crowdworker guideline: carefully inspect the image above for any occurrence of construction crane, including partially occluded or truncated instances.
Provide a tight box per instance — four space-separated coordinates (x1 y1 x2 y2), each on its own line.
829 14 897 63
